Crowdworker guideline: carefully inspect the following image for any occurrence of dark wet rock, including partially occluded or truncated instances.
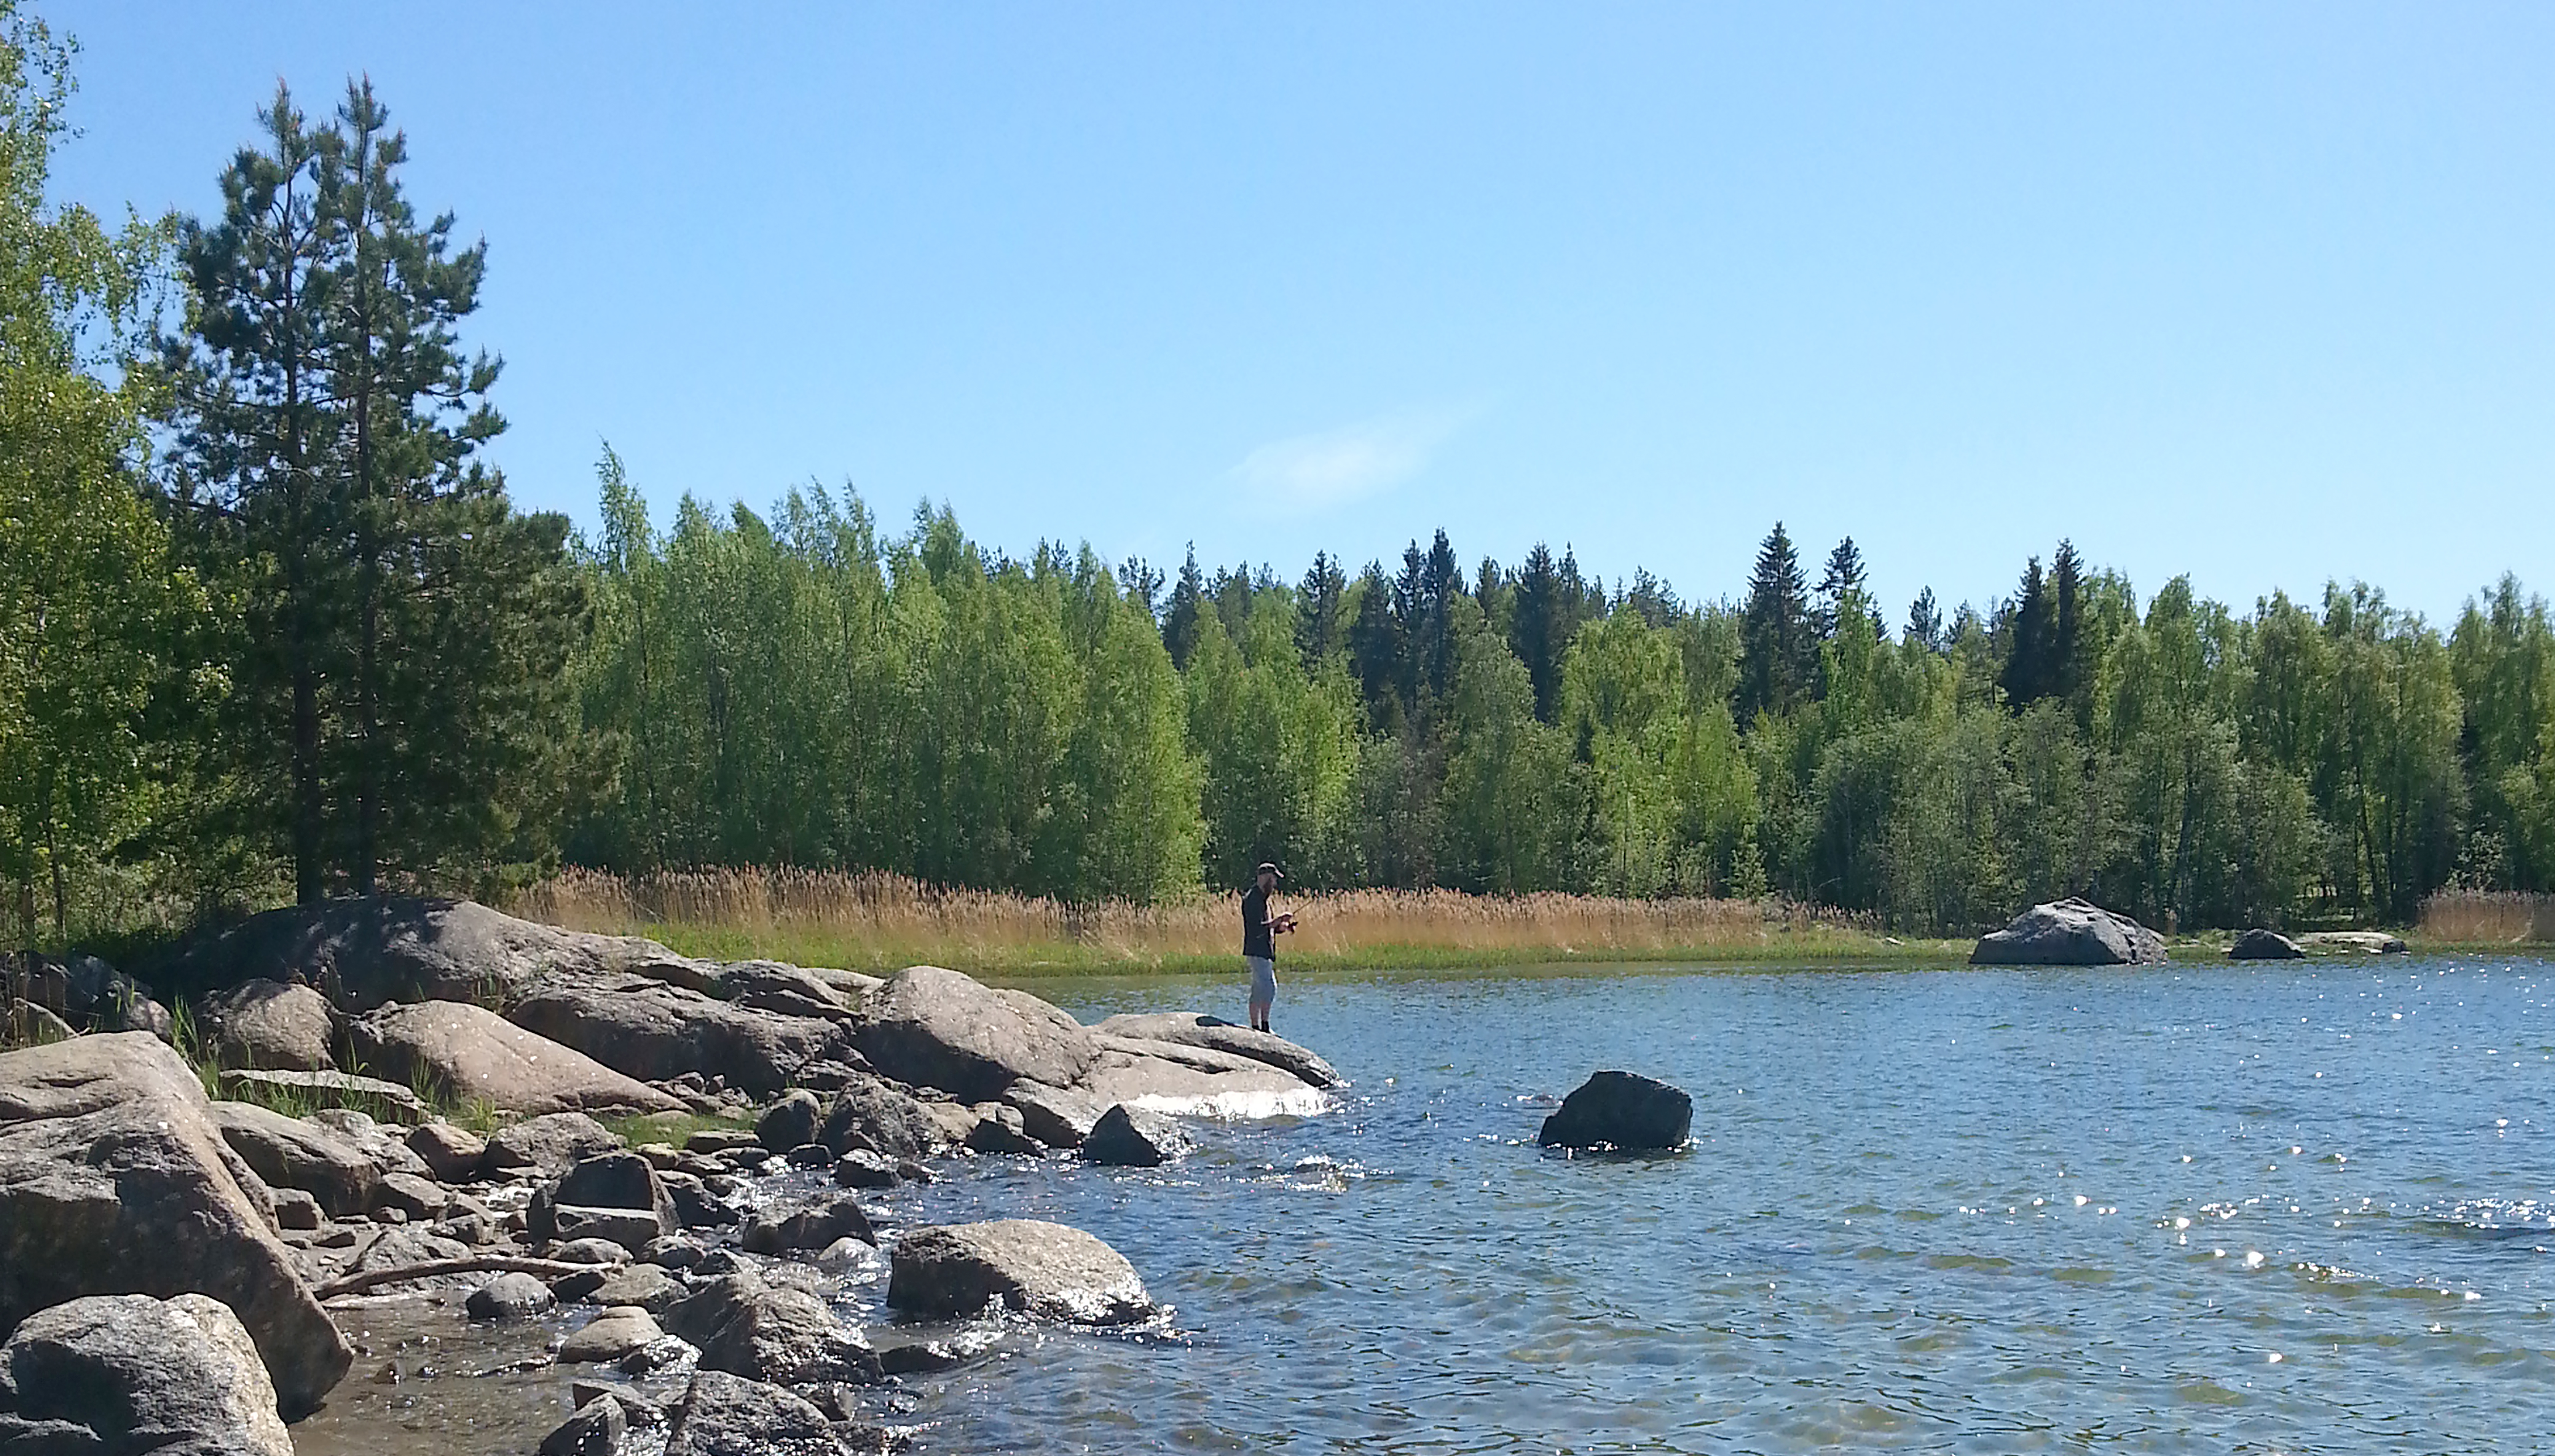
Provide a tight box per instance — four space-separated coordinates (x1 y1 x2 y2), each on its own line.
539 1151 679 1245
831 1149 898 1188
757 1089 822 1151
2229 928 2305 960
1082 1104 1191 1167
785 1141 835 1168
1537 1070 1692 1151
353 1000 683 1117
888 1218 1155 1324
684 1129 758 1155
217 1066 428 1123
570 1381 663 1427
406 1120 487 1181
691 1249 748 1278
560 1305 663 1363
153 895 694 1013
1970 898 2167 966
539 1394 627 1456
641 1235 705 1269
665 1273 880 1387
1000 1079 1105 1149
2297 930 2409 955
480 1112 625 1178
203 978 337 1072
211 1099 383 1217
509 976 846 1099
586 1262 686 1313
852 966 1097 1103
550 1268 610 1303
665 1368 846 1456
0 1033 352 1418
1091 1012 1342 1088
964 1104 1042 1155
0 1292 293 1456
818 1078 941 1159
664 1173 742 1230
6 954 167 1040
742 1193 873 1254
466 1271 556 1320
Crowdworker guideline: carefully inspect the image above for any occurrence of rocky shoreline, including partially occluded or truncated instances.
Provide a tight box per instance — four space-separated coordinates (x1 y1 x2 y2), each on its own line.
0 897 1343 1455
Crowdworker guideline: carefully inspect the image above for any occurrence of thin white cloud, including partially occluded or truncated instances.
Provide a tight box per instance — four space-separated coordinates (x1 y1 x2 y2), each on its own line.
1226 404 1478 509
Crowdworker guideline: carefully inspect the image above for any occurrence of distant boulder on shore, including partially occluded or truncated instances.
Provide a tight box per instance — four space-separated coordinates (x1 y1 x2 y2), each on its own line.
2228 928 2304 960
1970 899 2167 966
1537 1070 1692 1152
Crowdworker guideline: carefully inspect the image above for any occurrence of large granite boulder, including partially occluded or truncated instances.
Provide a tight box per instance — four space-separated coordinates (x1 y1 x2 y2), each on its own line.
479 1112 625 1179
664 1273 880 1386
1080 1035 1315 1107
153 896 695 1012
1092 1012 1342 1088
211 1100 384 1218
203 978 338 1072
0 1033 352 1418
2228 928 2305 960
509 976 846 1099
1537 1070 1693 1151
665 1369 845 1456
0 1293 293 1456
4 954 167 1038
350 1000 682 1115
887 1219 1155 1324
533 1151 680 1249
1970 899 2167 966
852 966 1097 1103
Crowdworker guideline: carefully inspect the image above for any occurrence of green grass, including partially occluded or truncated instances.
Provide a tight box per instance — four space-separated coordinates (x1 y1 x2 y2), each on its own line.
598 1108 756 1148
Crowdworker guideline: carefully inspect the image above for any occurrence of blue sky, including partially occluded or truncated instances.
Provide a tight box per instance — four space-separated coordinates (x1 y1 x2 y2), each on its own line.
48 2 2553 626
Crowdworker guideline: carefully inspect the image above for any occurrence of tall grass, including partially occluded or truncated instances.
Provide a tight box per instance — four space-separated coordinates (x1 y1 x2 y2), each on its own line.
2419 891 2555 945
506 867 1929 975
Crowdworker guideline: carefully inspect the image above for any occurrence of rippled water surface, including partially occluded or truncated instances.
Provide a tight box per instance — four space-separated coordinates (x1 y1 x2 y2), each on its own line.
298 957 2555 1454
922 957 2555 1453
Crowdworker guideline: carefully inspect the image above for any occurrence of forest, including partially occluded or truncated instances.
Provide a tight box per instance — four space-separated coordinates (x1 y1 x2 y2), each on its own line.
8 31 2554 949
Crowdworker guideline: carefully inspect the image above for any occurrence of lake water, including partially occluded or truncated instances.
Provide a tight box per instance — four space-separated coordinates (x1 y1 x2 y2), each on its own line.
301 956 2555 1454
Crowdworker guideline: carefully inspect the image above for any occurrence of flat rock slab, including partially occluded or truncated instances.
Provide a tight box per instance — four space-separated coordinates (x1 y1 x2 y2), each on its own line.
0 1292 293 1456
0 1033 353 1418
1092 1013 1342 1088
1971 898 2167 966
888 1218 1155 1324
853 966 1097 1104
217 1067 428 1123
352 1000 681 1116
1537 1070 1693 1151
2297 931 2409 955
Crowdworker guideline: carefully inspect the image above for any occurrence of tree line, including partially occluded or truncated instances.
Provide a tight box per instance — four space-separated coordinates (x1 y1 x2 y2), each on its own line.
7 43 2553 944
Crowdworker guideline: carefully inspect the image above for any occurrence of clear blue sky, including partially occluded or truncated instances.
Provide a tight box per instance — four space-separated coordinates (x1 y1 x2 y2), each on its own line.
48 2 2553 627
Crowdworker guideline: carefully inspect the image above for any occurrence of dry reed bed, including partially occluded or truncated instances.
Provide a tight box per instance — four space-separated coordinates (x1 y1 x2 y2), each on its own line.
509 867 1890 971
2418 891 2555 944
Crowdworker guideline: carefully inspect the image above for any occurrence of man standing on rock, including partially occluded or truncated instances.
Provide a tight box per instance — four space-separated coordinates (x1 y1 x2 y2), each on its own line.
1241 861 1294 1033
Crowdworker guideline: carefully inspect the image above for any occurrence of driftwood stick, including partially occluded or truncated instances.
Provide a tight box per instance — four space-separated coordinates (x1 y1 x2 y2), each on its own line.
315 1255 621 1300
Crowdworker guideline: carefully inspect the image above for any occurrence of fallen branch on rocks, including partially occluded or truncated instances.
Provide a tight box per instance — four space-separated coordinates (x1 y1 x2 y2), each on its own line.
314 1255 620 1300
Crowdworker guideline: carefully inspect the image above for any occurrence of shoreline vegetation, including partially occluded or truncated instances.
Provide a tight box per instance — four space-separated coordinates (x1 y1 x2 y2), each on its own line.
509 869 2555 978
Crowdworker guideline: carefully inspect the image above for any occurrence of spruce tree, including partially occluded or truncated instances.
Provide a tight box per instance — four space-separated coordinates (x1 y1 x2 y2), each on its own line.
1160 546 1204 670
1293 550 1346 670
2050 539 2085 703
1346 561 1403 730
1998 556 2052 707
1906 587 1943 651
1509 543 1564 722
1735 522 1813 722
1815 536 1869 638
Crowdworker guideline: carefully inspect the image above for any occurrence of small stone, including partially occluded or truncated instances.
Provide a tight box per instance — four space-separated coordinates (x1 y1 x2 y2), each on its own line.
814 1236 879 1276
570 1382 664 1427
964 1104 1042 1156
641 1235 706 1270
553 1237 628 1265
757 1090 823 1152
683 1128 758 1155
538 1395 625 1456
375 1170 451 1220
406 1121 489 1182
741 1193 873 1254
271 1187 324 1231
1083 1104 1191 1167
831 1149 898 1188
550 1268 610 1303
466 1272 557 1320
587 1262 686 1313
785 1141 834 1168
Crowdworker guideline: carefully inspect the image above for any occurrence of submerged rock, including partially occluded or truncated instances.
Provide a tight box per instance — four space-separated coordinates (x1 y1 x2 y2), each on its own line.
887 1218 1156 1324
2228 928 2305 960
1082 1104 1191 1167
352 1000 683 1116
0 1292 293 1456
1970 898 2167 966
466 1272 557 1320
0 1033 352 1418
1537 1070 1693 1152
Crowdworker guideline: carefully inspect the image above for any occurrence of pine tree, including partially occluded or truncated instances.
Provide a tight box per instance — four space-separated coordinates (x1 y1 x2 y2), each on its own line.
1906 587 1943 651
1293 550 1346 670
1160 546 1204 670
1735 523 1813 722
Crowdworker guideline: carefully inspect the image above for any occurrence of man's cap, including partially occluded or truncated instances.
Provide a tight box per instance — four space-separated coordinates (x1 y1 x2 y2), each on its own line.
1255 861 1284 879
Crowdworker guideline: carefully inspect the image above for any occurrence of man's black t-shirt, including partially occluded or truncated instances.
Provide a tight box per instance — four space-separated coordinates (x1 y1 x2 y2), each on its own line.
1241 886 1275 960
